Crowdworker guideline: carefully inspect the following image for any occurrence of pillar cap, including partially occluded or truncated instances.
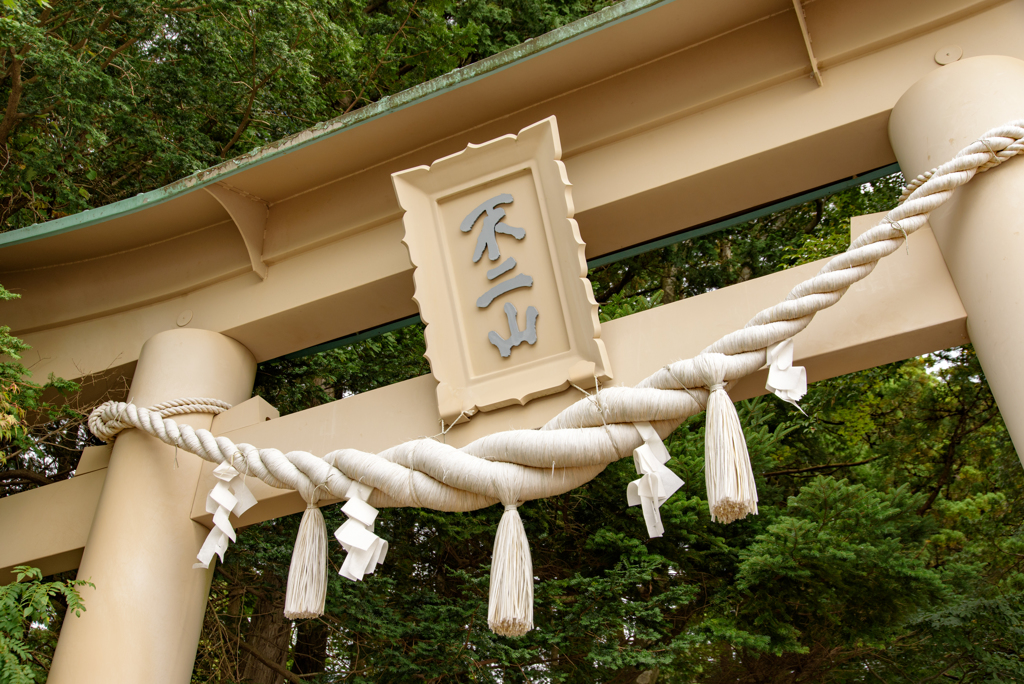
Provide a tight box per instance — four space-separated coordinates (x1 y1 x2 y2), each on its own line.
889 55 1024 180
130 328 256 407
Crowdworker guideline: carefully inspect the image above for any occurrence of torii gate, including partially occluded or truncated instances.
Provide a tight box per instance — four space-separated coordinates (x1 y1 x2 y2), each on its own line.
1 0 1023 681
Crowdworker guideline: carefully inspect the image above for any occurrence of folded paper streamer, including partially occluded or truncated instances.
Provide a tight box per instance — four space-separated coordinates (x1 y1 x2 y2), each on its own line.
194 461 257 569
766 339 807 408
627 421 684 538
335 482 389 581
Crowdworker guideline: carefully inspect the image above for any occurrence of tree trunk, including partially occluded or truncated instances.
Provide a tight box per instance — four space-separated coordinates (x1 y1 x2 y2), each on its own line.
636 668 659 683
239 595 292 684
291 619 329 677
661 263 680 303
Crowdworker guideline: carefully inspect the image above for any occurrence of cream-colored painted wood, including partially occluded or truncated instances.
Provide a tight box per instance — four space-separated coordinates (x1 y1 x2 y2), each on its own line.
74 444 112 475
0 470 106 582
188 215 967 528
889 55 1024 462
47 329 256 684
209 395 280 434
204 183 270 280
0 214 969 619
5 0 1019 386
395 118 610 421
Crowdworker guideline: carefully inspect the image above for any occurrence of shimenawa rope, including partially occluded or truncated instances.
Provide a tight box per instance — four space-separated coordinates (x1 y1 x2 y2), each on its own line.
87 121 1024 635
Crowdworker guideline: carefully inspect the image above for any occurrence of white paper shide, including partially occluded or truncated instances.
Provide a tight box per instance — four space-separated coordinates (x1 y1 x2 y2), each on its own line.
335 482 389 581
626 421 684 538
195 461 257 569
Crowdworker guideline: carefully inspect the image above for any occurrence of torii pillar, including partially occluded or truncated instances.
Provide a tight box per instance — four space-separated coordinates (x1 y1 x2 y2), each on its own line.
889 55 1024 466
48 329 256 683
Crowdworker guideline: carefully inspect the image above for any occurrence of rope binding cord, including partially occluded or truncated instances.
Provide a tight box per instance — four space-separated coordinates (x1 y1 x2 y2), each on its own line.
87 120 1024 636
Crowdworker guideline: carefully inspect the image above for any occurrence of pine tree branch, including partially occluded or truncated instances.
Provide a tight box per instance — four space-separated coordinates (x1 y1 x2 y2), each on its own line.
0 469 54 486
596 270 637 303
99 36 141 70
763 456 884 477
363 0 390 14
234 638 304 684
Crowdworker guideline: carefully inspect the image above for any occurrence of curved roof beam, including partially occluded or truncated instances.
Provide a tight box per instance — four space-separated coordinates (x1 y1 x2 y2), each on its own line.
205 184 269 280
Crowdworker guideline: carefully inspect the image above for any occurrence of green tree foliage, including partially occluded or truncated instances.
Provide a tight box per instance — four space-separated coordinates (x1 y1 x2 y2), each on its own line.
591 173 905 313
1 0 615 229
254 324 431 415
3 2 1022 682
0 566 90 684
0 282 84 482
0 284 29 445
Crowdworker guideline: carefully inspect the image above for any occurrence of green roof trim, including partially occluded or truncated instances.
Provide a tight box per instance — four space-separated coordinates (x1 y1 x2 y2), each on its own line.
0 0 675 250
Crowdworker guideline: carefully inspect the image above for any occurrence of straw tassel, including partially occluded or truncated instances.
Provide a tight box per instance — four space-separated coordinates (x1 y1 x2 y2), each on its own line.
488 465 534 637
695 353 759 524
284 494 329 620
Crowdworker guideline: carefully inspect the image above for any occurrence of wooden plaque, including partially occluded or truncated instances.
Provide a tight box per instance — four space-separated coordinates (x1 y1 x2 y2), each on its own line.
392 117 612 422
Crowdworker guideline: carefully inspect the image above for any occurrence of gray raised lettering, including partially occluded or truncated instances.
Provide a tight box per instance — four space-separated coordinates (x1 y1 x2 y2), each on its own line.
460 193 525 262
488 302 539 357
476 272 533 308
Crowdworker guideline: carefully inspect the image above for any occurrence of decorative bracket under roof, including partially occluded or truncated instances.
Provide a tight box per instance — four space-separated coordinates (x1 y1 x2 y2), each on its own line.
792 0 822 87
204 182 269 280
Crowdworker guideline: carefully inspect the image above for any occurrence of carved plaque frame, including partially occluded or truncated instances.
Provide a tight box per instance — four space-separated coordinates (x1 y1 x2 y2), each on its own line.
392 117 611 422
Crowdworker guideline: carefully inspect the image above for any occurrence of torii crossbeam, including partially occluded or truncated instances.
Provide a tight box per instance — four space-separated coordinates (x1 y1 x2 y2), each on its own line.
1 0 1023 680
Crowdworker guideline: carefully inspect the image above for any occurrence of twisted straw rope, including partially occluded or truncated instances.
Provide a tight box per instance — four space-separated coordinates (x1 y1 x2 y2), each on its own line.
88 121 1024 512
